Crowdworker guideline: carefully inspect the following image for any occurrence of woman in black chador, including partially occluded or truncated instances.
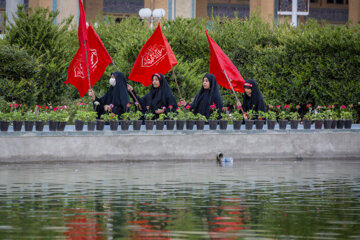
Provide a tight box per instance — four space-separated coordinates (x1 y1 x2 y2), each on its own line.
88 71 130 118
181 73 223 119
127 73 177 118
242 79 265 118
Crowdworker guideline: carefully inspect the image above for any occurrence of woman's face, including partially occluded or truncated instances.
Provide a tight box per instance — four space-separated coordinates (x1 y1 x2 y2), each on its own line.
245 88 252 97
203 77 210 90
152 76 160 88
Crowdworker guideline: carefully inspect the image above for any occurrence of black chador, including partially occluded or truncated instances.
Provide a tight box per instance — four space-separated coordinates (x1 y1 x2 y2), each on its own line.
131 73 177 117
93 71 130 118
190 73 223 119
242 79 265 112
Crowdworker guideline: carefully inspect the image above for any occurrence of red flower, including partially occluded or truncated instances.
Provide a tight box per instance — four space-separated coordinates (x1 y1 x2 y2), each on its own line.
276 105 281 109
126 103 131 108
340 105 346 109
168 105 173 109
306 103 312 108
185 105 191 110
45 106 49 110
284 105 290 109
236 105 242 109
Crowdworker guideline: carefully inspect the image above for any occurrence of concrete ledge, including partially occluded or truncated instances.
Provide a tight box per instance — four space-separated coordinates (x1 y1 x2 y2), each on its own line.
1 125 359 162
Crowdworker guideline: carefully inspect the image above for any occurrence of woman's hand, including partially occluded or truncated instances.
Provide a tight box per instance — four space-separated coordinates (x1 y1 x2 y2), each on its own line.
155 108 164 114
236 100 241 107
243 113 248 120
127 84 133 92
88 89 95 101
180 98 187 106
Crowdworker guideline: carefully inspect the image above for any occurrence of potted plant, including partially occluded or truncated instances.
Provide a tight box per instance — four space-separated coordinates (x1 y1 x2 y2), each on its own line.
166 105 176 130
185 107 196 130
278 105 289 130
101 112 118 131
244 110 256 130
323 108 333 129
0 112 11 132
266 111 277 130
86 111 97 131
289 112 300 129
174 107 186 130
74 110 87 131
24 111 36 131
208 103 219 130
47 111 58 131
11 110 23 131
195 113 207 130
144 106 155 130
302 112 313 130
56 110 70 131
219 107 230 130
120 112 131 131
331 111 338 129
36 112 48 131
130 110 143 131
339 105 353 129
156 113 166 130
231 107 243 130
340 106 353 129
255 111 266 130
314 112 324 129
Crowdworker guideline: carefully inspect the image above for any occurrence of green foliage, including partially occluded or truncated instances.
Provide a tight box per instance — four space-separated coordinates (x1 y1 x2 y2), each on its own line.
266 111 277 121
257 111 266 120
37 112 48 122
195 113 207 121
289 112 301 120
11 111 22 121
303 111 314 120
278 111 289 120
101 112 118 121
246 110 256 120
0 112 12 121
4 5 76 105
174 108 186 120
158 113 166 121
24 111 37 121
74 110 88 121
129 110 143 121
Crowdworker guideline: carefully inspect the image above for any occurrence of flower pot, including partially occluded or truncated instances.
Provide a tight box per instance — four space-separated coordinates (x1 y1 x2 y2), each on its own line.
278 120 288 130
290 120 299 129
331 120 337 129
233 120 242 130
133 120 142 131
245 120 254 130
75 120 84 131
48 121 57 131
196 120 205 130
109 120 119 131
176 120 185 130
35 121 44 131
267 120 276 130
166 120 175 130
337 120 345 129
344 119 352 129
1 121 10 132
324 120 332 129
314 120 323 129
155 120 165 130
120 120 130 131
96 119 105 131
186 120 195 130
145 120 154 130
209 120 218 130
57 121 67 131
87 121 96 131
219 120 228 130
255 120 264 130
13 121 23 131
303 120 312 130
24 121 34 131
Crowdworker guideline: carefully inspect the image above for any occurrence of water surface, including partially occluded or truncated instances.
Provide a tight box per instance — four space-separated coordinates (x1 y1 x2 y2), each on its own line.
1 160 360 239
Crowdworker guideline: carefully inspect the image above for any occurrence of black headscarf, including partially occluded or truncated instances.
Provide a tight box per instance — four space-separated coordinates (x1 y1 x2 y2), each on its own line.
191 73 223 118
94 71 130 117
242 79 265 113
139 73 177 113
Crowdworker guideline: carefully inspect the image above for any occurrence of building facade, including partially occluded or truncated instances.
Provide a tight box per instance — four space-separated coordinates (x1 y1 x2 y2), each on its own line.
0 0 359 34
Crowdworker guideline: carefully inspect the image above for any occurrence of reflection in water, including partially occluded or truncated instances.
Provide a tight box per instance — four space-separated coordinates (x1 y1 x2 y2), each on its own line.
0 160 360 239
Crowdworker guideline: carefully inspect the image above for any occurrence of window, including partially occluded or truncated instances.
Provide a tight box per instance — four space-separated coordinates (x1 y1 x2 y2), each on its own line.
336 0 344 4
327 0 334 3
310 0 318 3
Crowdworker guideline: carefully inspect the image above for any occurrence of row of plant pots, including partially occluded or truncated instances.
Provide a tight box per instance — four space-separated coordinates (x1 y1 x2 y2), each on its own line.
0 119 353 132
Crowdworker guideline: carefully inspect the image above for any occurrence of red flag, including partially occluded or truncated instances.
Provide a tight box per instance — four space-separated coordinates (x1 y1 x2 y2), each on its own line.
65 24 112 97
78 0 92 77
128 22 177 86
206 30 245 93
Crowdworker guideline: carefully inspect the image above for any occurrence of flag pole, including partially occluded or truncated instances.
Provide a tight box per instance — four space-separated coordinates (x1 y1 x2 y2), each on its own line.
170 64 183 100
83 41 92 90
111 61 142 111
223 69 245 114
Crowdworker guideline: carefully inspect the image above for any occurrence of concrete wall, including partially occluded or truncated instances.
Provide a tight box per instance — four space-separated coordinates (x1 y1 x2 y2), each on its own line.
1 130 359 163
